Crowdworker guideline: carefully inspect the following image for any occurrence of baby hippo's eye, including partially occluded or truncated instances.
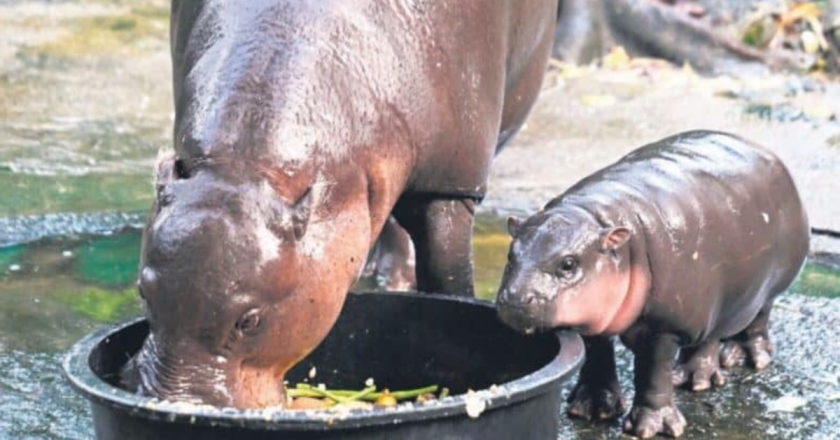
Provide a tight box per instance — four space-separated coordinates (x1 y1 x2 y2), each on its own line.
235 309 262 334
557 256 578 278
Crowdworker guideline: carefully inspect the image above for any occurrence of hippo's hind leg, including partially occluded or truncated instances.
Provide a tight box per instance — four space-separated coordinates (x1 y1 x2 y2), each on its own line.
392 196 475 296
672 339 726 392
623 332 686 439
362 217 417 291
720 304 774 370
567 336 627 421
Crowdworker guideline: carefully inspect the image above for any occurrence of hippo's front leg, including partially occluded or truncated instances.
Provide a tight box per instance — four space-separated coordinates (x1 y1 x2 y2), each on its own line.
393 197 475 296
623 333 686 439
567 335 627 420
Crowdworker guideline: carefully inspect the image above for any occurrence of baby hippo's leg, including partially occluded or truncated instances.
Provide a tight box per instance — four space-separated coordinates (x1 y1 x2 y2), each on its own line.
624 333 686 439
720 304 774 370
672 339 726 392
567 336 627 421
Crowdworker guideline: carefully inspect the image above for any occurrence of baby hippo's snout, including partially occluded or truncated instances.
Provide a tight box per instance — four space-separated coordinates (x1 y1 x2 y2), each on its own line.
496 286 551 335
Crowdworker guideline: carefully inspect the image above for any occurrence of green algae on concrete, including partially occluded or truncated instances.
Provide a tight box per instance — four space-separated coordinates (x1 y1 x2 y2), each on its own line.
0 278 142 352
61 285 141 323
791 263 840 298
472 214 512 301
73 231 142 287
0 232 144 351
0 245 23 273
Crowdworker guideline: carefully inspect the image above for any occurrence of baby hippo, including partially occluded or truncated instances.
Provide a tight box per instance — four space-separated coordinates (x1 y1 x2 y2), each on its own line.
496 130 808 438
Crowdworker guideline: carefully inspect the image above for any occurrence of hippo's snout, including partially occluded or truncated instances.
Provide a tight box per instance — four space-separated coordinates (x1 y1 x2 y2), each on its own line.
496 288 551 335
497 304 538 335
121 334 238 407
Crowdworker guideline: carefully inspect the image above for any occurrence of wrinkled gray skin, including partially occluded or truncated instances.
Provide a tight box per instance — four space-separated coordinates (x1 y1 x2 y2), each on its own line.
497 131 809 438
121 0 559 409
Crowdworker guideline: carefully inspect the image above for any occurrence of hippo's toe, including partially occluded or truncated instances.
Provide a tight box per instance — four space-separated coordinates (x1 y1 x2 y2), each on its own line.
673 363 726 392
566 381 627 421
720 335 773 370
672 341 726 392
623 403 687 439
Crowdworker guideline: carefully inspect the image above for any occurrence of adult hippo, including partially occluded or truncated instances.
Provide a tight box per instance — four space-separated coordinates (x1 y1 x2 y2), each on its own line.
120 0 559 409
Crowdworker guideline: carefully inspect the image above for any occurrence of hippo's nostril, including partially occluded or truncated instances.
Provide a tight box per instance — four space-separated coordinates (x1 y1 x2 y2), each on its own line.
524 293 537 305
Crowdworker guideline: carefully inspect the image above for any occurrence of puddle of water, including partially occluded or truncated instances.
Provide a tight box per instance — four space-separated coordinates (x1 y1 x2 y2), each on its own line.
0 230 144 352
0 231 145 440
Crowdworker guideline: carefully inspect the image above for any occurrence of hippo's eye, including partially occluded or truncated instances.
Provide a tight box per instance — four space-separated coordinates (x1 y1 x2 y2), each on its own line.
235 309 262 334
557 256 578 277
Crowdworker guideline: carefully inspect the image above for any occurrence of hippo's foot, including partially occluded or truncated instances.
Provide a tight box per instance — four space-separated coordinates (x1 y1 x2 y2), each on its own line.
672 341 726 392
567 380 627 421
720 334 773 370
623 403 687 439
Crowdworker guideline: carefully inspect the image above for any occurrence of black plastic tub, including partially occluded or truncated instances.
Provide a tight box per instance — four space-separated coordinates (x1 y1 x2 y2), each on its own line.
64 292 584 440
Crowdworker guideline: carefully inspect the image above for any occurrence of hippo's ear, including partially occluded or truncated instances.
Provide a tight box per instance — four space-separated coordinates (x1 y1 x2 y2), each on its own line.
153 152 178 209
154 152 176 190
507 216 523 237
291 188 312 240
600 226 631 252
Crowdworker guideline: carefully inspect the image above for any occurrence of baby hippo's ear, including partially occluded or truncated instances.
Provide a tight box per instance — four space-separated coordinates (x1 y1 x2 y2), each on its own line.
507 216 522 237
600 226 631 252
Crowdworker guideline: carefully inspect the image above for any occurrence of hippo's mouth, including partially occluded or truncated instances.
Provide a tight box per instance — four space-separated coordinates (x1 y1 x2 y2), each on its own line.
523 326 537 335
497 304 555 336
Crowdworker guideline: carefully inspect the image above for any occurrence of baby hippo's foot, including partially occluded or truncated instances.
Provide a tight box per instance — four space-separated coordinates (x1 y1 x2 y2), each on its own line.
720 334 773 370
567 381 627 421
672 341 726 392
623 403 687 438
